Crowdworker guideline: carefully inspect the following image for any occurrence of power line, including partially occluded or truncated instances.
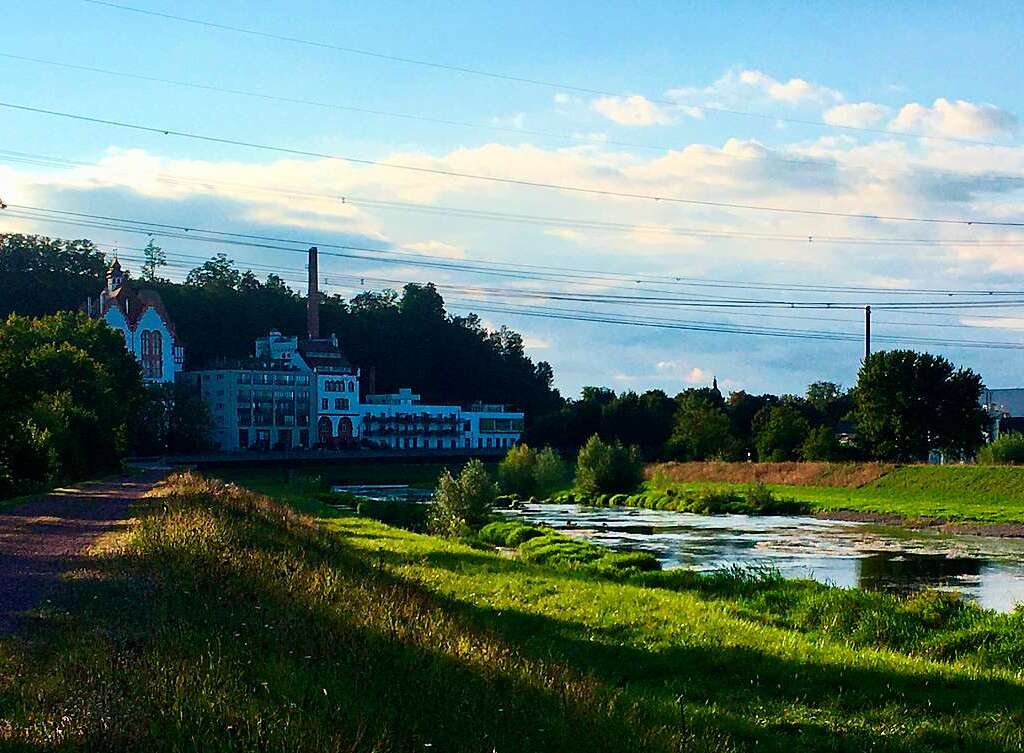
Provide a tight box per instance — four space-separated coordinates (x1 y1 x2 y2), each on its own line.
8 147 1024 249
9 203 1024 306
3 100 1023 227
7 51 1024 187
79 0 1021 150
16 226 1024 350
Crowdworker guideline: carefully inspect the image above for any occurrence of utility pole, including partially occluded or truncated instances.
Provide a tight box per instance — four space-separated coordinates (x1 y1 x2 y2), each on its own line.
864 305 872 360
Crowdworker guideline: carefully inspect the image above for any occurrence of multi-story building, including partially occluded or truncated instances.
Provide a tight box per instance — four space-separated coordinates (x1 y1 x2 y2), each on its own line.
83 258 185 383
178 247 524 453
180 358 314 451
358 389 523 451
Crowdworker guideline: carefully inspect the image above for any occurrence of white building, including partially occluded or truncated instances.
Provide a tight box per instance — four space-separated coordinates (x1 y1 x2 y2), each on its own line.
84 259 184 383
358 388 524 451
184 334 524 452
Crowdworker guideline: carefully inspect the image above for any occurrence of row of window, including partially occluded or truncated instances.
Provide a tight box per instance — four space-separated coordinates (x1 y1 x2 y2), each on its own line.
238 372 311 386
239 429 310 450
323 379 356 393
321 397 350 411
140 329 163 379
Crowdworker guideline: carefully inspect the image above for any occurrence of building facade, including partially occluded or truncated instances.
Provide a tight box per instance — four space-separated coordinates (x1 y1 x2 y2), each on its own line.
181 336 524 452
84 259 185 383
178 248 524 453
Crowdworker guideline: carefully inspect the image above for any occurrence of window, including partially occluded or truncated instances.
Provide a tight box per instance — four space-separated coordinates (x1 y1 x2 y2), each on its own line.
299 429 309 447
321 398 328 409
486 438 493 448
296 375 310 386
238 429 249 448
334 397 349 410
239 373 252 384
140 329 163 379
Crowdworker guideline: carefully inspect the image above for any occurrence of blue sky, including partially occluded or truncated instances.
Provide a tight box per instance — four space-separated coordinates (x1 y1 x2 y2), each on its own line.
3 0 1024 397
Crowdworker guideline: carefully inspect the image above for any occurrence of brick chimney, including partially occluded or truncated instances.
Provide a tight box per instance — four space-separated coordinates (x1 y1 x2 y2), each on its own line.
307 246 319 339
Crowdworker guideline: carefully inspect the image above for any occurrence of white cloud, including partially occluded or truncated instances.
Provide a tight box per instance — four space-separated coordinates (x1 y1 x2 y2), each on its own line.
490 112 526 130
823 102 891 128
591 95 677 126
523 335 552 349
888 98 1018 138
668 69 842 107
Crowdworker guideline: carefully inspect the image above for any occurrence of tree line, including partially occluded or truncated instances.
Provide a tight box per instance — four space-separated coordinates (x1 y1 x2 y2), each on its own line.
530 351 990 464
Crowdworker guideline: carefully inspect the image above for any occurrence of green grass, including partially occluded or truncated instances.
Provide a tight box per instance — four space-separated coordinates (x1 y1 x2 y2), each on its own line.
4 472 1024 751
646 465 1024 523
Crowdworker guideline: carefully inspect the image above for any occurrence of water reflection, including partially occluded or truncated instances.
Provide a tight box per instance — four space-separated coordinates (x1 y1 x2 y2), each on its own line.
504 503 1024 612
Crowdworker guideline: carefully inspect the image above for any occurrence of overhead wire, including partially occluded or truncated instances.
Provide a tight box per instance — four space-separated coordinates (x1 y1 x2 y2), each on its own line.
2 101 1023 227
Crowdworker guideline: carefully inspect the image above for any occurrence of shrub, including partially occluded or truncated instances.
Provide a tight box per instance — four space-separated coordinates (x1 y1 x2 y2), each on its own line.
574 434 644 496
478 520 546 547
427 459 498 536
977 432 1024 465
497 444 569 498
534 446 569 494
357 500 429 531
800 425 843 461
497 444 538 497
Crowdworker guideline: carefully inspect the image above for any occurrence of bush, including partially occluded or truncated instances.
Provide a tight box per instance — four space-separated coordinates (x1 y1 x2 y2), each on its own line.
534 446 569 494
574 435 644 496
357 500 429 531
497 444 569 498
800 425 843 461
478 520 546 547
428 459 498 536
497 444 538 497
977 432 1024 465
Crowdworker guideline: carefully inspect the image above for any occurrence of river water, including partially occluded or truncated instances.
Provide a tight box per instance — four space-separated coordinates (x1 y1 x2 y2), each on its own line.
503 503 1024 612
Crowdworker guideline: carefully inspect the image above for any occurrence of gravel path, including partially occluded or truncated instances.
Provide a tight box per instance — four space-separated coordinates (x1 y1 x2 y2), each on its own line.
0 471 165 634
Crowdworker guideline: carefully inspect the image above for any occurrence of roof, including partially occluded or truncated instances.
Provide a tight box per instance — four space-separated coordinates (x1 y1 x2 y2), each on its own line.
100 281 182 346
297 337 353 372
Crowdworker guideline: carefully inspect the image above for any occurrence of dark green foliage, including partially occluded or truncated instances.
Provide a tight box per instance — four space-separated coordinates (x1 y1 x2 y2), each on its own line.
1 235 562 422
583 483 810 516
667 393 736 461
799 424 843 461
853 350 987 461
357 499 429 531
977 432 1024 465
0 312 146 496
129 382 213 455
0 234 107 318
574 434 644 495
754 404 811 462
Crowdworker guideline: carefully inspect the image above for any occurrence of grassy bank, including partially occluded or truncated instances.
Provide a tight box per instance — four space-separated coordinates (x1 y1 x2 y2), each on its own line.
643 462 1024 524
5 472 1024 751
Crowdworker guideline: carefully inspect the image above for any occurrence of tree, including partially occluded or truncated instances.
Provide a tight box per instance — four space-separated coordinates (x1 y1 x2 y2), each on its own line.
184 253 242 289
428 459 498 536
800 425 843 461
0 312 146 496
0 234 107 318
533 446 568 494
574 434 643 496
497 444 538 497
139 239 167 282
666 394 734 461
853 350 987 462
752 404 811 461
805 381 853 428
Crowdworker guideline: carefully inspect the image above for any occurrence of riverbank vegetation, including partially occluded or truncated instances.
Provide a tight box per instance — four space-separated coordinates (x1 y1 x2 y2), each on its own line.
6 472 1024 750
644 461 1024 524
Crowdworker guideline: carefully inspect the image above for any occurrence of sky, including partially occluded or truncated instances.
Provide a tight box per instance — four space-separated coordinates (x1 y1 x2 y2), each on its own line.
3 0 1024 398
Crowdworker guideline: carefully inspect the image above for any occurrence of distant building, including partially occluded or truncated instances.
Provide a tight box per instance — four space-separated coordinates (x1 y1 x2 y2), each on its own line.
178 246 523 453
983 388 1024 438
83 259 184 383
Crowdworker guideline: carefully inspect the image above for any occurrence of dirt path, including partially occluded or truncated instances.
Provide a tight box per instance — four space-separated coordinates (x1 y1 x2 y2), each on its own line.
0 470 165 634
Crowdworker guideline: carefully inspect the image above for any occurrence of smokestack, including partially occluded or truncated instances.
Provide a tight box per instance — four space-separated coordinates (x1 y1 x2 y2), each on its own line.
307 246 320 339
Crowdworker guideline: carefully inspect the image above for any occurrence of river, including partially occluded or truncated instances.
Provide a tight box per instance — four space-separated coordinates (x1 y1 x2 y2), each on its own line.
503 503 1024 612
